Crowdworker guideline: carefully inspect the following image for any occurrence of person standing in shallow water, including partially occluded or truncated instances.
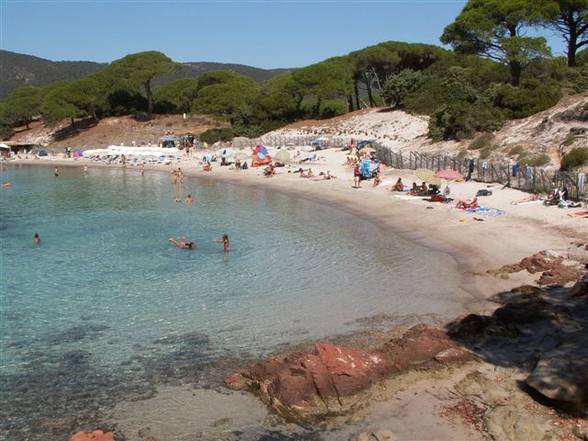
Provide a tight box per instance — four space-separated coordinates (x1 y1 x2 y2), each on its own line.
33 233 41 246
214 234 230 252
54 167 59 177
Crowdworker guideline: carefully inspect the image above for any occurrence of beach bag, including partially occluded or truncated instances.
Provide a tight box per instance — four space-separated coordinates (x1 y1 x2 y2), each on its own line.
476 189 493 197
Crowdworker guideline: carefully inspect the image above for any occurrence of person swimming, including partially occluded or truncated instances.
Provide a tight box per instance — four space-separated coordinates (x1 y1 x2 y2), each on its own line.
54 167 59 177
215 234 230 252
34 233 41 246
169 238 195 249
186 194 194 204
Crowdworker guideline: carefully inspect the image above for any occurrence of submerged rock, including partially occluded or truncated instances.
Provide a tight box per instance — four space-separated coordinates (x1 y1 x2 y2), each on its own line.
69 430 114 441
225 325 472 423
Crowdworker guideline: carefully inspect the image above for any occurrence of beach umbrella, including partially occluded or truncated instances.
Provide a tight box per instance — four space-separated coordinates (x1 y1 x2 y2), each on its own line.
415 168 441 185
434 169 463 181
274 150 290 163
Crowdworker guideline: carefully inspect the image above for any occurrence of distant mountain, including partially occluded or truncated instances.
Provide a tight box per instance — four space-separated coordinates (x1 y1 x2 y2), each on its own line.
0 50 290 100
0 50 105 99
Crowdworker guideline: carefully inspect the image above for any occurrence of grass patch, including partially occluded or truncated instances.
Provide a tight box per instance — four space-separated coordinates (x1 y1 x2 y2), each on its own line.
508 145 525 156
469 133 495 151
519 154 551 167
561 147 588 170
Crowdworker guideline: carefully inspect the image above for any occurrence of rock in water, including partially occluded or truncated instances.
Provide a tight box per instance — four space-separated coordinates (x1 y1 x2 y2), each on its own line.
225 325 472 423
69 431 114 441
526 334 588 413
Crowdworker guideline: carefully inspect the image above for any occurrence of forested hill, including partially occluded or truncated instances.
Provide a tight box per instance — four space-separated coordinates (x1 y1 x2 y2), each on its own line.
0 50 290 99
0 51 104 100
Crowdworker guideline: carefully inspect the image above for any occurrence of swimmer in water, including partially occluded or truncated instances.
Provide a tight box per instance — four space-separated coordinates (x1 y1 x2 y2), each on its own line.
215 234 230 252
169 237 195 249
54 167 59 177
186 194 193 204
34 233 41 245
83 165 88 174
140 163 145 176
2 181 12 187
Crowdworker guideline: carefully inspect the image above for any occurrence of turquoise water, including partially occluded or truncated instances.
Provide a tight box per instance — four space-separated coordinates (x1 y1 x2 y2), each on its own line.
0 164 468 440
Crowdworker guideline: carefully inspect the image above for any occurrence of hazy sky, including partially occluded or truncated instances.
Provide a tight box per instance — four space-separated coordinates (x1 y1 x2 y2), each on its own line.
0 0 565 68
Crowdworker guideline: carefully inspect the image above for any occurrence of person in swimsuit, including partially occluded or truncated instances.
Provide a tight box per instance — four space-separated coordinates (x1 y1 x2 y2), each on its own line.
392 178 404 191
215 234 230 252
54 167 59 177
169 238 195 249
186 194 194 204
353 164 361 188
34 233 41 246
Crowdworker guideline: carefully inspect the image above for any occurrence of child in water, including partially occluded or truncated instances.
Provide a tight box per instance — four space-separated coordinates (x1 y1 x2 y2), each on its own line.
34 233 41 246
185 194 194 204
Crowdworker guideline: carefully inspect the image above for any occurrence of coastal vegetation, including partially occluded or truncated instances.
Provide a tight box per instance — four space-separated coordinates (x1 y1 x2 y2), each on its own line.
0 0 586 143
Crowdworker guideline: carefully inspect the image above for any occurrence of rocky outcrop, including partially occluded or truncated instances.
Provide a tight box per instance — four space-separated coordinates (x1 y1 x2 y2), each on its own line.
526 333 588 413
69 431 114 441
225 325 473 423
496 251 584 286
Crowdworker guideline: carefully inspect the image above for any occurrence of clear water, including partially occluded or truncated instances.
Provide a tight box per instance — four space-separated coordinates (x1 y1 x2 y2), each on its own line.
0 164 469 440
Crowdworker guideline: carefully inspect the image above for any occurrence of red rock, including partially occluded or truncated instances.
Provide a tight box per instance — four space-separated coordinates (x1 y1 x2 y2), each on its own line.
224 326 471 422
69 431 114 441
538 265 583 286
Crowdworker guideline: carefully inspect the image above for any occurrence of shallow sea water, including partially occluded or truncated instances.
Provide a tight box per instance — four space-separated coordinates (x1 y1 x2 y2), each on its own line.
0 164 470 440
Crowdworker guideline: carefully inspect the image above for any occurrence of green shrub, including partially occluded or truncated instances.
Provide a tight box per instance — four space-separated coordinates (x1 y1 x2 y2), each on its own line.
469 133 495 150
557 102 588 122
520 154 551 167
199 128 234 144
508 145 525 156
561 147 588 170
479 144 497 159
488 79 562 119
428 102 503 141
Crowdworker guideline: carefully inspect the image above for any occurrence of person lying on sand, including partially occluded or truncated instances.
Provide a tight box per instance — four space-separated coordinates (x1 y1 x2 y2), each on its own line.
300 168 313 178
373 175 382 187
455 198 480 210
392 178 404 192
264 164 276 177
511 194 540 205
169 238 195 249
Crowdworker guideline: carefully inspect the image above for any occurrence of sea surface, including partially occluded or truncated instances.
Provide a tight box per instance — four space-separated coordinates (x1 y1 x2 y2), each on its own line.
0 164 470 441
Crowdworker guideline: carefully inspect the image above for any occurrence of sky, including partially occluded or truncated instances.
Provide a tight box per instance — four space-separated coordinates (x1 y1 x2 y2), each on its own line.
0 0 566 69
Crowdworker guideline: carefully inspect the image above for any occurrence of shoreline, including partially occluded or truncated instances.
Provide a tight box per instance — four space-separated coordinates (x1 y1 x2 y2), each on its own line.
8 155 584 313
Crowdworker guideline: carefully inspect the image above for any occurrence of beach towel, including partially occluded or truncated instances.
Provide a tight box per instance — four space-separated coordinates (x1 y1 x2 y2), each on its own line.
465 207 505 216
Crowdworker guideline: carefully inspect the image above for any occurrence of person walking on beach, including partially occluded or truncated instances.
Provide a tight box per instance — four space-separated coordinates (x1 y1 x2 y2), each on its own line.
353 164 361 188
33 233 41 246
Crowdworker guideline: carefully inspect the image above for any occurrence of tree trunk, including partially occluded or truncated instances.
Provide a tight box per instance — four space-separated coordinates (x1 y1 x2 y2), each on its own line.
347 95 354 112
25 120 30 129
71 117 75 128
145 79 153 116
354 80 360 110
509 61 522 87
364 73 375 107
565 11 578 67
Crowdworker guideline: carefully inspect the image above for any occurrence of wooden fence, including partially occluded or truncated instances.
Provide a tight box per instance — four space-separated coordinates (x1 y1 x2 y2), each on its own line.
375 145 587 201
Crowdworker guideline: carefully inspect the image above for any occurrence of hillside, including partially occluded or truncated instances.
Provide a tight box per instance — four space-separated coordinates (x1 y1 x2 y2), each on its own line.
263 92 588 169
9 114 228 150
0 50 104 99
0 50 290 99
